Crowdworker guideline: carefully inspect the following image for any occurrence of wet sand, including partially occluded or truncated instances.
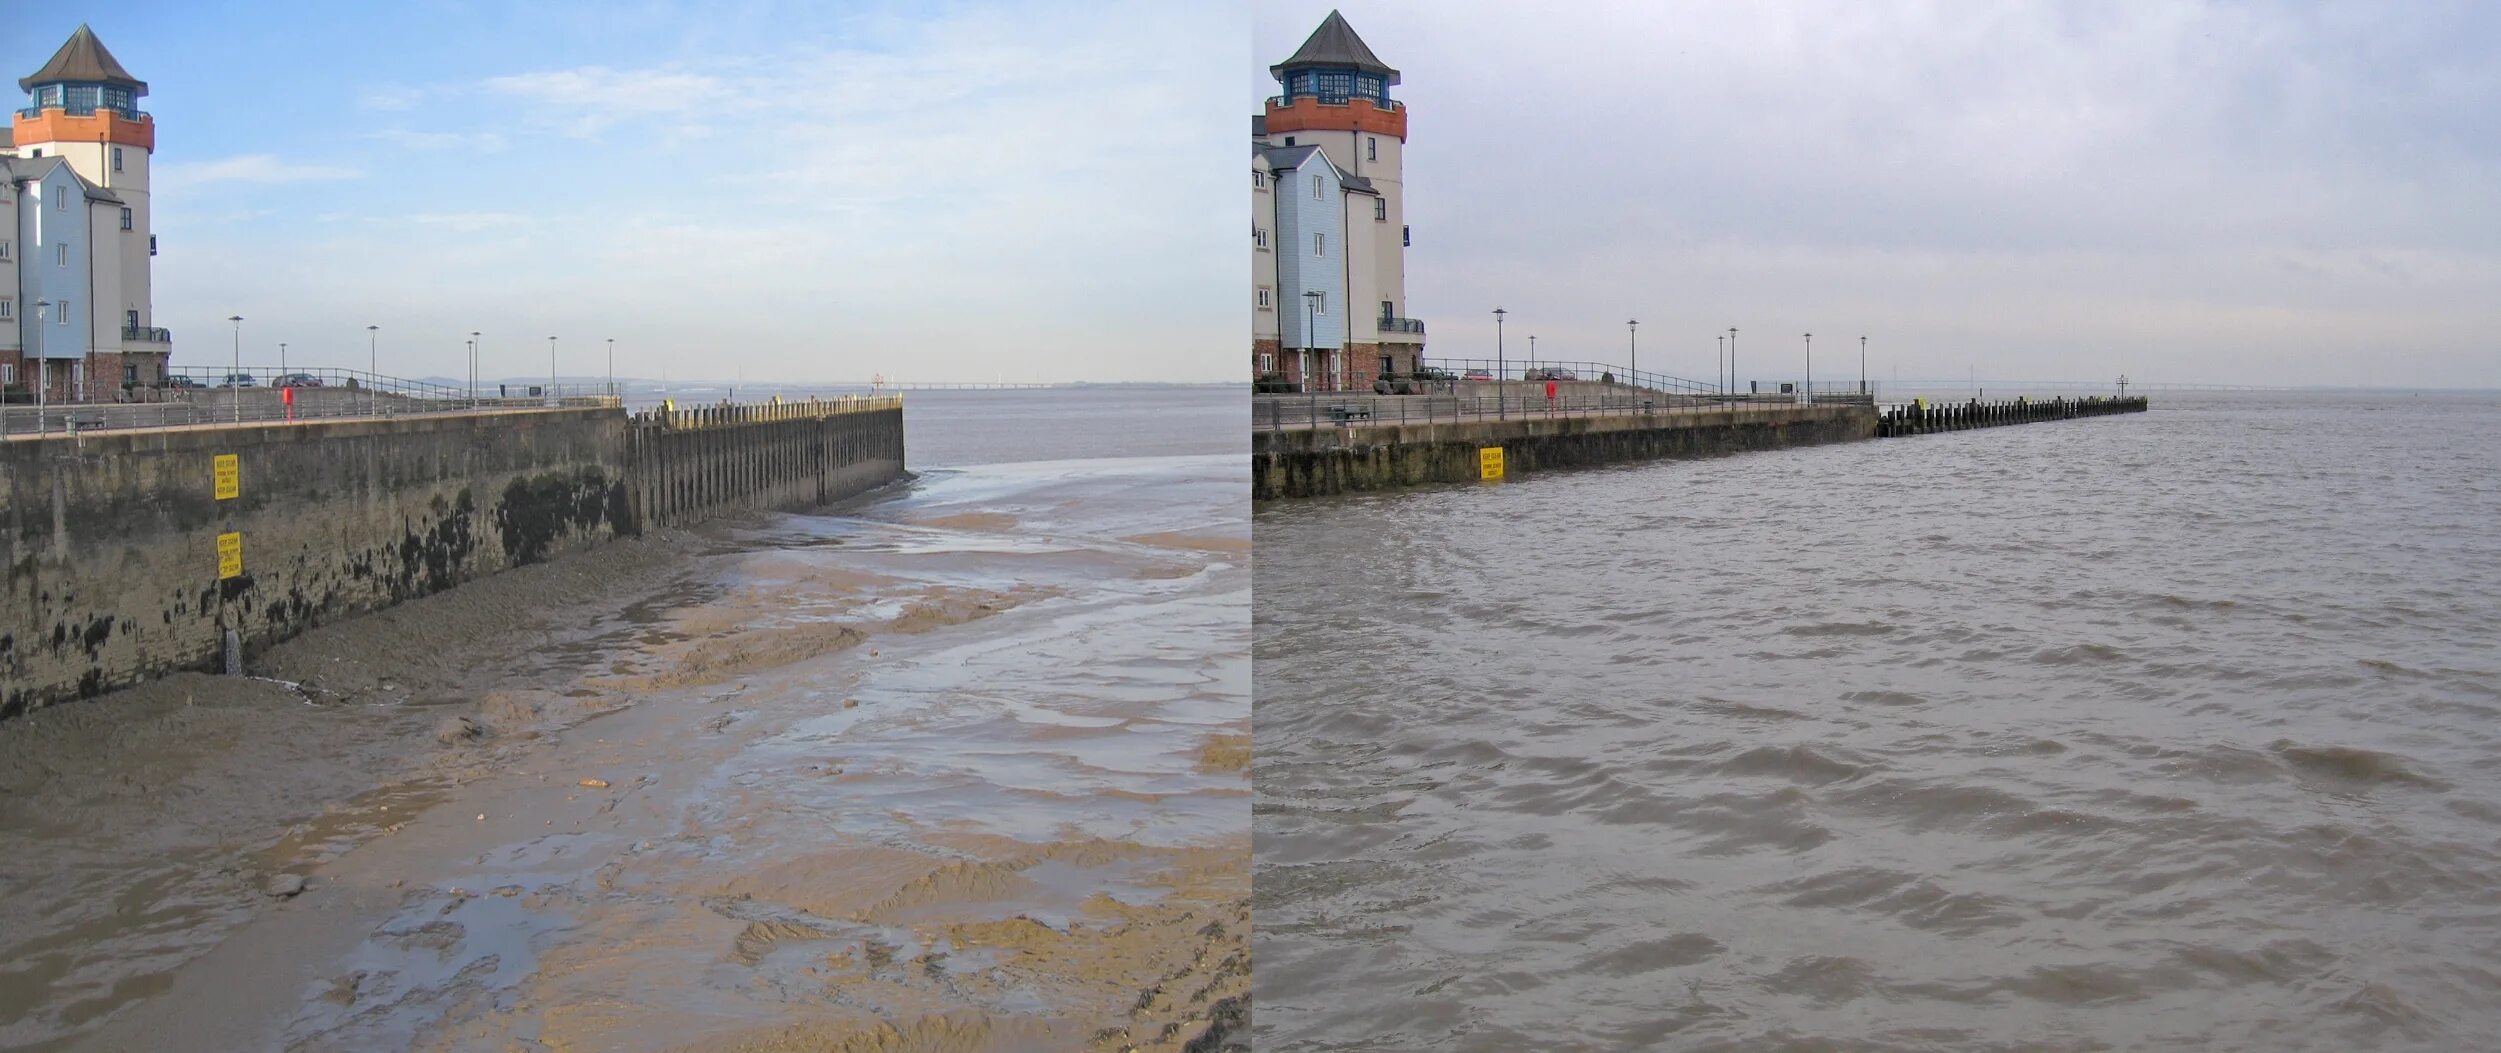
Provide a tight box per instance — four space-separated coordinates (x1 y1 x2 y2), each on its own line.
0 454 1248 1052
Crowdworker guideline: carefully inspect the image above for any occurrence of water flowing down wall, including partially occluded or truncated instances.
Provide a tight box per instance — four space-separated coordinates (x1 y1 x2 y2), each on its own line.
0 399 905 719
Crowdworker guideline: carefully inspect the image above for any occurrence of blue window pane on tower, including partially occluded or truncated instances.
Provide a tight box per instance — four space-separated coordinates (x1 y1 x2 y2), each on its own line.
1317 71 1352 101
65 85 99 113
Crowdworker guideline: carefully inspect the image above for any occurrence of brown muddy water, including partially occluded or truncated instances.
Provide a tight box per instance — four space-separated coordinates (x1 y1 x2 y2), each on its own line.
0 389 1249 1051
1253 391 2501 1051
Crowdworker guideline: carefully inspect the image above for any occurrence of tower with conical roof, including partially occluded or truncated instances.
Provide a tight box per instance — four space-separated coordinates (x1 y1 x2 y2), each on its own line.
1255 10 1420 392
10 24 166 399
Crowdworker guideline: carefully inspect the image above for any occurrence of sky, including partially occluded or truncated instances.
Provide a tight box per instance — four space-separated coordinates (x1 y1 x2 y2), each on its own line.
10 0 1246 384
1254 1 2501 389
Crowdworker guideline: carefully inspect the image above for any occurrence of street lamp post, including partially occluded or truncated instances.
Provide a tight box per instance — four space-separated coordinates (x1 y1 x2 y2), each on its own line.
1493 307 1508 420
2118 374 2130 399
1803 333 1813 404
279 342 287 378
469 331 481 405
547 336 558 406
1627 319 1638 396
1717 334 1725 395
606 338 615 400
1860 335 1867 396
1729 328 1739 396
367 325 380 414
228 315 244 424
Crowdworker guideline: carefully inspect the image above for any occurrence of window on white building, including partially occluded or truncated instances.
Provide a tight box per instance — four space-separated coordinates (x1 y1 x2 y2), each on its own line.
1253 170 1264 189
1313 292 1327 314
2 363 12 385
58 243 69 266
1382 300 1394 320
0 239 10 259
1374 198 1386 221
1254 226 1268 249
121 207 133 231
1367 137 1378 161
113 147 124 172
56 191 67 211
57 299 71 324
1314 233 1325 257
1257 287 1272 309
0 299 12 320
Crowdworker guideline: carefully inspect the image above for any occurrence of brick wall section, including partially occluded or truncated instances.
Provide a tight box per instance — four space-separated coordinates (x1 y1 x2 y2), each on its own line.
0 404 906 719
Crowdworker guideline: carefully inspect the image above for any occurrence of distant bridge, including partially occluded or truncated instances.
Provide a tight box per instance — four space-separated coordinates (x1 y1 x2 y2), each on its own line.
873 381 1059 390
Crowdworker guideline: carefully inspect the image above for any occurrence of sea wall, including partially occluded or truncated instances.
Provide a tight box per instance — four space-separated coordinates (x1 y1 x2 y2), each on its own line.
1254 403 1875 499
1 400 905 719
1877 395 2147 436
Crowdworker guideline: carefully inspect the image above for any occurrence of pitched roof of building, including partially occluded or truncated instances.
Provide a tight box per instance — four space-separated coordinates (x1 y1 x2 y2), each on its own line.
1262 144 1324 171
21 25 147 94
1271 10 1398 83
1 154 121 201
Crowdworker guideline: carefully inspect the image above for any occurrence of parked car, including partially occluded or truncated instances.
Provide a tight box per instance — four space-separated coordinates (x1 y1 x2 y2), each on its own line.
275 372 322 388
221 373 257 388
1461 368 1493 380
1523 367 1579 382
166 374 205 389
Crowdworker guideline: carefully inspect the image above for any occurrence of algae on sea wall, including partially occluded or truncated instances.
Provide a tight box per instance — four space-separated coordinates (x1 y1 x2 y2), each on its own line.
496 468 621 567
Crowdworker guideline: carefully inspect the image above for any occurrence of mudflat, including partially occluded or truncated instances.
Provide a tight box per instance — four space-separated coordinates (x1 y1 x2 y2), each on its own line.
0 454 1249 1052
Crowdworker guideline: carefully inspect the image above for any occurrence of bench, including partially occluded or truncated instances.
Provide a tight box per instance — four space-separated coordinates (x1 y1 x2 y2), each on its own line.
1327 405 1374 424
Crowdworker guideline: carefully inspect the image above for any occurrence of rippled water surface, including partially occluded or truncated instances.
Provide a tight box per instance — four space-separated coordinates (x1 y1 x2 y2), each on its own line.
1253 392 2501 1051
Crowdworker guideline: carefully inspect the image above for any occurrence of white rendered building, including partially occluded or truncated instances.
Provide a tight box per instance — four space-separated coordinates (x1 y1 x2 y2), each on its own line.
1252 11 1421 392
2 25 169 404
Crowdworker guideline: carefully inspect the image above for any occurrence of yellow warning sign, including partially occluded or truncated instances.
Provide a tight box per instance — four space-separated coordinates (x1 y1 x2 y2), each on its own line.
216 532 244 579
1479 447 1506 481
213 454 240 500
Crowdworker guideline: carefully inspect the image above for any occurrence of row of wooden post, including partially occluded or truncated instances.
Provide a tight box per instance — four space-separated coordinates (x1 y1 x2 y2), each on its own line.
1878 395 2147 437
634 394 904 432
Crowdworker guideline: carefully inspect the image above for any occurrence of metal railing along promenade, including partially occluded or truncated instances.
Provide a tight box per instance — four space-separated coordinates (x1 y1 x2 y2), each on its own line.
1 365 623 439
1256 388 1874 430
1423 358 1729 399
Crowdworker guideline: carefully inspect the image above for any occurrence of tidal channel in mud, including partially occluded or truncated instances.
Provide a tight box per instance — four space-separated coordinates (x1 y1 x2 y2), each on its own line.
0 388 1250 1052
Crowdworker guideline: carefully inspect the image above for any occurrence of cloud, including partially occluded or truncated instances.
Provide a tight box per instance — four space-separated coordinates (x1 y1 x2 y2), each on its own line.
480 67 736 136
362 129 510 152
160 154 363 187
1251 0 2501 387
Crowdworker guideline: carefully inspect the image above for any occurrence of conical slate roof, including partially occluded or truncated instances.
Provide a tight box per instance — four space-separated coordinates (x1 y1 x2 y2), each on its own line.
21 25 147 95
1271 10 1398 83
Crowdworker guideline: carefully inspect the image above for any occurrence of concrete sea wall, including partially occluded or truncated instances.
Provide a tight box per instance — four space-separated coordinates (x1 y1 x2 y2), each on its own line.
1254 403 1875 500
1 401 904 719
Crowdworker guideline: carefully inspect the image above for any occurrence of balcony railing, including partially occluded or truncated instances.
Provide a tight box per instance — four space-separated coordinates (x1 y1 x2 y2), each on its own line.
123 325 171 344
1266 95 1402 112
1377 316 1425 335
16 105 149 120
